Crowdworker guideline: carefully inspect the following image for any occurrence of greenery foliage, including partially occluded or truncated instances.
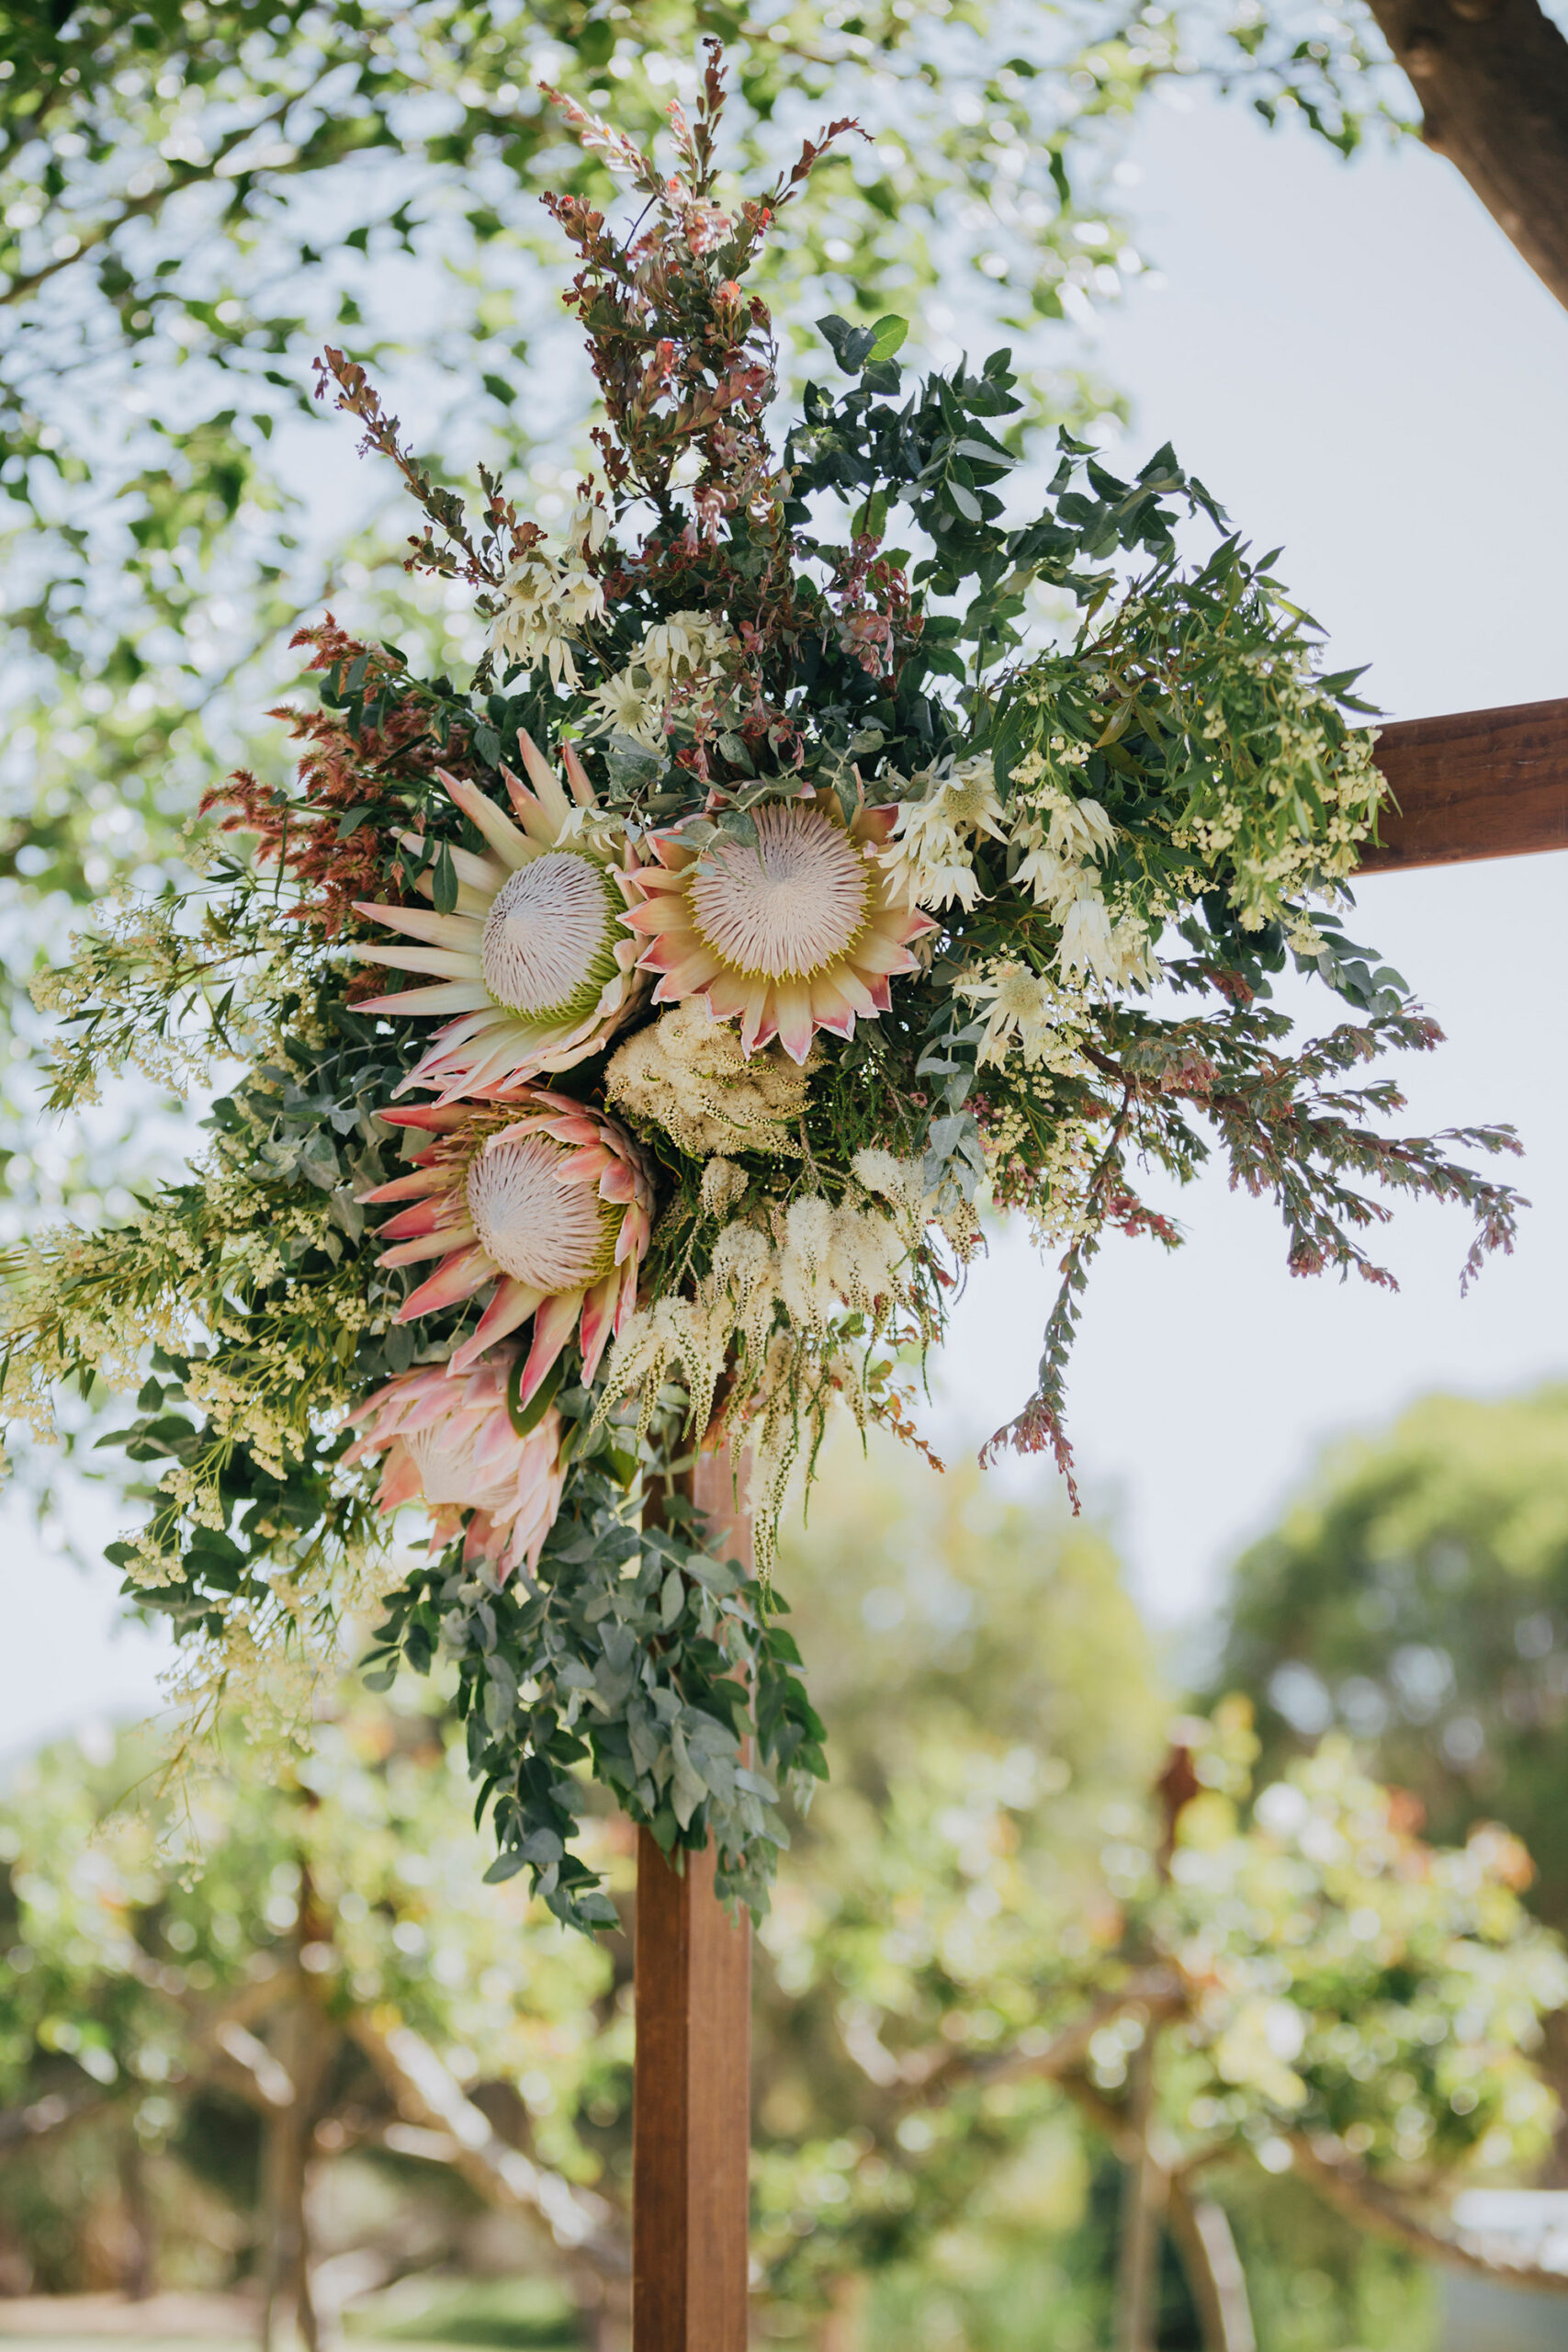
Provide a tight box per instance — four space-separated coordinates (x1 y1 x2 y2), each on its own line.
0 59 1525 1935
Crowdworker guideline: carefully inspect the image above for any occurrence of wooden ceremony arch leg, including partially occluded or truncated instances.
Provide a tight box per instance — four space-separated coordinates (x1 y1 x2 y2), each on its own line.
633 1444 752 2352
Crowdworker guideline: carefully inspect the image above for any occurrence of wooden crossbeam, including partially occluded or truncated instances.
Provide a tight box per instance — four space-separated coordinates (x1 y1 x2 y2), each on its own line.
1359 695 1568 873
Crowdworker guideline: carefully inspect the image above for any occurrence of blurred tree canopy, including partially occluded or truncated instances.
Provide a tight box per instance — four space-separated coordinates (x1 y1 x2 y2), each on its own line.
0 0 1441 922
758 1443 1568 2350
0 0 1152 919
1211 1385 1568 1934
5 0 1560 1236
6 1434 1568 2350
0 1690 629 2340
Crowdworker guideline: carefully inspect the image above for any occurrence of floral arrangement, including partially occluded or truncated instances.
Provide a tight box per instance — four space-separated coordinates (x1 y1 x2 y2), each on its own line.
2 54 1523 1932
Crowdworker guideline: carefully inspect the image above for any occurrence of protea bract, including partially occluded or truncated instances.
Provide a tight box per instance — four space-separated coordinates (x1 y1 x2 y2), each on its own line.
343 1351 566 1577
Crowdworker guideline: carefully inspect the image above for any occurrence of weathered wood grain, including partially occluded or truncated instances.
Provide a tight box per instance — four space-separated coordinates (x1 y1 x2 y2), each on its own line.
633 1446 752 2352
1360 697 1568 874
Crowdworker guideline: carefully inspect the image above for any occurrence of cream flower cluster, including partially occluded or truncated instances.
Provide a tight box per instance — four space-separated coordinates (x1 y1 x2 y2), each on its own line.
1007 745 1159 991
957 956 1093 1076
491 499 609 689
605 1000 820 1158
880 745 1157 994
879 751 1009 914
586 608 738 750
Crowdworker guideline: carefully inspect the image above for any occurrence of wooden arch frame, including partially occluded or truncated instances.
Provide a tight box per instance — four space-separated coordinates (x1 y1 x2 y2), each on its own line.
631 697 1568 2348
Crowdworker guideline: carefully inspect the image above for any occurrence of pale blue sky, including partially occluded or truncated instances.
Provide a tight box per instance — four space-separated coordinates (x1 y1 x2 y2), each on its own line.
5 80 1565 1758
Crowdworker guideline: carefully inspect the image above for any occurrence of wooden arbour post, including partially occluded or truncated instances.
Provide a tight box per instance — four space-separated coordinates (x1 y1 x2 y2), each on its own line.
626 695 1568 2350
634 1443 753 2352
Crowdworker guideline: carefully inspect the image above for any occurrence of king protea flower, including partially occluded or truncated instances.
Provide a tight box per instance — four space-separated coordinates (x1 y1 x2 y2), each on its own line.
343 1351 566 1577
360 1091 655 1400
353 731 644 1102
624 788 933 1063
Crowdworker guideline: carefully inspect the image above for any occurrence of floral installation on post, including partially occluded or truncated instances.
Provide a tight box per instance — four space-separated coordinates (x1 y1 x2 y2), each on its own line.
1 50 1525 1933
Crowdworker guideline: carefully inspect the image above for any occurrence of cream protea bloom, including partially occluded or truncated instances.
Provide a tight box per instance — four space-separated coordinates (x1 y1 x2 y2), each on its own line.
343 1351 566 1577
359 1091 655 1402
625 789 933 1065
353 732 645 1102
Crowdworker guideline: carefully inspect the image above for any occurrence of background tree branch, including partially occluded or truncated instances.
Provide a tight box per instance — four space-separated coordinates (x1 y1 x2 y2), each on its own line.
1364 0 1568 312
1291 2133 1568 2292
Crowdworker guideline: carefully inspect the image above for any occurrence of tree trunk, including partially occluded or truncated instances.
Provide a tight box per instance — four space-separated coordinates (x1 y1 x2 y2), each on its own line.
1114 2031 1167 2352
259 1987 321 2352
117 2132 155 2302
1168 2182 1257 2352
1363 0 1568 313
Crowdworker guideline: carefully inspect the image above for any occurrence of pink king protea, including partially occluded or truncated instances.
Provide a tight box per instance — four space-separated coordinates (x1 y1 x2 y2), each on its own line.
344 1351 566 1577
360 1090 655 1402
624 788 934 1063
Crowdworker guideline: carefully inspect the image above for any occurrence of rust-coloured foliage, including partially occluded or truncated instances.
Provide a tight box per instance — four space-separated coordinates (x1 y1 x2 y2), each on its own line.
202 618 473 953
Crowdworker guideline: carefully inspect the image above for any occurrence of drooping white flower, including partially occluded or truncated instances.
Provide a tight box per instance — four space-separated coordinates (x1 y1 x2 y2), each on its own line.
1057 890 1117 983
569 494 609 557
1104 912 1161 989
641 609 732 689
878 751 1007 913
1043 793 1116 864
1011 832 1079 916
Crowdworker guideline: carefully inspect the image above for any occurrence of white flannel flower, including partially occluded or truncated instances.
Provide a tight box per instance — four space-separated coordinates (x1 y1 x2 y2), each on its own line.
931 751 1008 842
959 959 1065 1067
590 667 663 747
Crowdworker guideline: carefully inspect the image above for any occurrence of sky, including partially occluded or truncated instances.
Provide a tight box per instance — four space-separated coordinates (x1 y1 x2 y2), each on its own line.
4 77 1566 1758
